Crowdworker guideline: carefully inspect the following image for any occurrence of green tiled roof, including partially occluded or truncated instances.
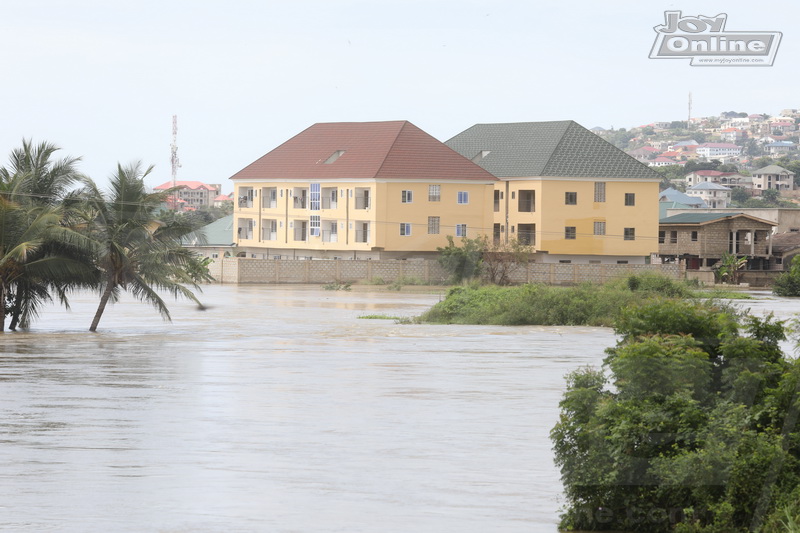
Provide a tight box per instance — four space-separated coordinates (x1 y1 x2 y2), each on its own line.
660 212 743 224
445 121 662 179
182 214 234 246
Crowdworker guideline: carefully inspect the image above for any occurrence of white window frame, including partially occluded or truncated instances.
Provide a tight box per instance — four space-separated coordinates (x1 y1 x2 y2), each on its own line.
400 223 412 236
310 215 320 237
457 191 469 204
428 216 440 234
428 185 441 202
455 223 467 237
401 190 413 203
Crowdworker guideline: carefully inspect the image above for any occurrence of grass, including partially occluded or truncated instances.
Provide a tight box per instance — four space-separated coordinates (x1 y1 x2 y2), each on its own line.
419 273 751 327
357 314 401 320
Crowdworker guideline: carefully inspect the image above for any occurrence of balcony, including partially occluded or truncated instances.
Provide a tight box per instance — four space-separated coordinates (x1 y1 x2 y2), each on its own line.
293 197 307 209
322 230 338 243
355 230 370 243
321 197 338 209
355 196 370 209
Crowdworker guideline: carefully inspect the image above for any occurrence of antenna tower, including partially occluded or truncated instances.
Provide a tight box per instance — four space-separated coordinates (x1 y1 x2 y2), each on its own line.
170 115 181 188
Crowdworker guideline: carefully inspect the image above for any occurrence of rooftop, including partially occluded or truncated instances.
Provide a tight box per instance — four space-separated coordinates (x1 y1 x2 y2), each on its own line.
229 121 497 182
445 121 662 180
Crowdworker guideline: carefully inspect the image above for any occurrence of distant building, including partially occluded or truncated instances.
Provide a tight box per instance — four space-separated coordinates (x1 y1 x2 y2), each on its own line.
764 141 796 155
649 157 680 167
659 187 707 208
751 165 795 192
686 182 732 209
154 181 222 210
695 143 742 159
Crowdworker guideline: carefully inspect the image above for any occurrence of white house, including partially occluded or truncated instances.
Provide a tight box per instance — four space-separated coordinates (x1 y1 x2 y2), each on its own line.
695 143 742 159
686 182 732 209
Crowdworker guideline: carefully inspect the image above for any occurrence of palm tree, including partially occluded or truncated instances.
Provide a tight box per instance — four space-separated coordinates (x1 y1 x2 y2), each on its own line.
0 140 97 330
0 198 96 331
81 162 210 332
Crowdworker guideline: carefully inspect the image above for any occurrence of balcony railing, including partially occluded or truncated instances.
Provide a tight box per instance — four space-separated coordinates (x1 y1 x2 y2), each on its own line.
294 228 307 241
518 200 534 212
355 230 370 243
293 197 307 209
238 198 253 208
262 231 277 241
322 231 338 243
355 197 370 209
321 198 338 209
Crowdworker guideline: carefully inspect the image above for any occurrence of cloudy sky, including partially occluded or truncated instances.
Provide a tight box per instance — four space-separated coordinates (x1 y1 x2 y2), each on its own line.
1 0 796 193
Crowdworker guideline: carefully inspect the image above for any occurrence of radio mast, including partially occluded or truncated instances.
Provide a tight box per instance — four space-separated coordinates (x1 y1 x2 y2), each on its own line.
170 115 181 209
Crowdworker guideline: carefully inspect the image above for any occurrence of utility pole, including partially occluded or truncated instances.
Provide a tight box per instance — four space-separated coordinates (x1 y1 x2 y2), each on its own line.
170 115 181 209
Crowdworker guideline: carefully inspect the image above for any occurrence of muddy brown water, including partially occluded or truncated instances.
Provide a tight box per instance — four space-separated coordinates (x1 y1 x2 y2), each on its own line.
0 286 796 532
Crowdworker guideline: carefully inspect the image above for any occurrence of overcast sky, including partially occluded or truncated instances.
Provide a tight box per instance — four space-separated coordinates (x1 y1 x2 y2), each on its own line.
1 0 797 193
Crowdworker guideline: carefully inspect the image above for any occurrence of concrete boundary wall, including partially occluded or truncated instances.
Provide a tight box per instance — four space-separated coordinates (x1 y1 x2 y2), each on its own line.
208 258 684 285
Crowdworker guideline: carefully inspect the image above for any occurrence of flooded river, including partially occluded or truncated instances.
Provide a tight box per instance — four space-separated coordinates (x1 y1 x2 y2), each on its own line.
0 285 797 532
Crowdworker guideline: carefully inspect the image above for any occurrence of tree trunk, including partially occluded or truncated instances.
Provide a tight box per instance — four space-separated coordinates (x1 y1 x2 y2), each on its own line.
89 281 115 332
9 291 22 331
0 283 5 332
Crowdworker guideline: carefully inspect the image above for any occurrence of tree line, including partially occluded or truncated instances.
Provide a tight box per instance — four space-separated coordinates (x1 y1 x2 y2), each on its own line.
0 139 212 332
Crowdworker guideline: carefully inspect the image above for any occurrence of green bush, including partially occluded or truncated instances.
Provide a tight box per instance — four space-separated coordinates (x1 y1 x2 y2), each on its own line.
552 301 800 532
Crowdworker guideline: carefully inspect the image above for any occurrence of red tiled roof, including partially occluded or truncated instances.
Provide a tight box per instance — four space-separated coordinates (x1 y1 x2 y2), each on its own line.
213 194 232 201
690 170 738 176
154 180 218 191
229 121 498 182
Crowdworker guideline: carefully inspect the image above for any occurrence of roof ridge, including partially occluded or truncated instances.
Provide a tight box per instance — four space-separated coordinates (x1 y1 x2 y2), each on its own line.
537 121 574 174
372 121 409 178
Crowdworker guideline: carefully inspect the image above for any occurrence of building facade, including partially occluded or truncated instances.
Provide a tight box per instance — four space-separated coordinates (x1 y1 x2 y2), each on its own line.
446 121 662 264
230 121 497 259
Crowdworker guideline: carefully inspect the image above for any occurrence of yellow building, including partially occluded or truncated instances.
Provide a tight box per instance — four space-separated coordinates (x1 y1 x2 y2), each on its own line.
446 121 662 264
230 121 497 259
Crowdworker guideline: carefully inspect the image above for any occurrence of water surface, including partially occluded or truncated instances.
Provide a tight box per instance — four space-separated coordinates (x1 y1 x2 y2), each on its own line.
0 286 796 532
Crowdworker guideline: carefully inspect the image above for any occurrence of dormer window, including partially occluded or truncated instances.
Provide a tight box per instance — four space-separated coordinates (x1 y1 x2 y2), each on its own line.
323 150 345 164
472 150 491 163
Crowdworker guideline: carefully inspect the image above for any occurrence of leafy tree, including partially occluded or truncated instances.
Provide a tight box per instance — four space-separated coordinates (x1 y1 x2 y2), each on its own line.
773 255 800 296
762 188 781 205
0 140 98 330
79 162 211 332
437 235 484 284
731 187 750 205
552 301 800 532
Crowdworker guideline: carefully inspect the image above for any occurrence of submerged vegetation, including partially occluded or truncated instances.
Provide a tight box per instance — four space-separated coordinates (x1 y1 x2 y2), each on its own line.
420 273 751 327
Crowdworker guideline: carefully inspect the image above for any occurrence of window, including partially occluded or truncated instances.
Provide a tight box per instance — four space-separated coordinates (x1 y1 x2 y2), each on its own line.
617 260 629 264
428 216 440 234
594 182 606 202
518 190 535 212
400 223 412 236
565 192 577 205
594 221 606 235
565 226 576 240
670 231 678 244
456 224 467 237
428 185 440 202
401 190 413 203
624 193 635 206
457 191 469 204
310 215 320 237
658 230 665 244
559 260 572 264
310 183 321 211
624 227 635 241
691 231 698 242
